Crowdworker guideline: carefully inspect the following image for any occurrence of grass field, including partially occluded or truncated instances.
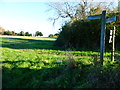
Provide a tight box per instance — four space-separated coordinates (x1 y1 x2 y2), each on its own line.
0 36 120 88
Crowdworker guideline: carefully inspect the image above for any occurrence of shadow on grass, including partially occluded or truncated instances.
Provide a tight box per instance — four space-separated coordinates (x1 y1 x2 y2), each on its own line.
2 67 63 88
2 59 120 88
2 60 82 88
1 37 102 52
1 37 62 50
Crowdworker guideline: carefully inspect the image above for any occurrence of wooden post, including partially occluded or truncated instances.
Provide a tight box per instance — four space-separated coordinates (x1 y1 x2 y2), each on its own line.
100 11 106 65
112 26 116 61
88 10 117 65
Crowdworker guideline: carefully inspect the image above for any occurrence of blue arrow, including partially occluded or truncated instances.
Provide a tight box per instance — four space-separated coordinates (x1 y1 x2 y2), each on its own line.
106 16 117 23
88 15 101 20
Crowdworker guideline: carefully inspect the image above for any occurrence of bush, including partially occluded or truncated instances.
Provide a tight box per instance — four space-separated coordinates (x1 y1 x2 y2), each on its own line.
55 19 120 50
55 20 101 50
19 31 25 36
48 34 54 37
3 30 13 35
35 31 43 37
48 33 59 37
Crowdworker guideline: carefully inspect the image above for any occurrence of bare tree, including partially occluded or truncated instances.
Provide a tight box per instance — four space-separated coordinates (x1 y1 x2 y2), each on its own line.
118 0 120 11
0 27 5 35
48 0 115 24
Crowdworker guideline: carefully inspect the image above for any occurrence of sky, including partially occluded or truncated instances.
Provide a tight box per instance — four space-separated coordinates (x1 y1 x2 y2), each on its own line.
0 0 118 37
0 1 61 37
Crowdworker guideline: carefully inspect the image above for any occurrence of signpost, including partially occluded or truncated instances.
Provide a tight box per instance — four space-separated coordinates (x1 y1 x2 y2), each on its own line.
109 28 116 61
109 30 112 43
88 15 101 20
106 16 117 23
88 10 117 65
112 26 116 61
100 11 106 65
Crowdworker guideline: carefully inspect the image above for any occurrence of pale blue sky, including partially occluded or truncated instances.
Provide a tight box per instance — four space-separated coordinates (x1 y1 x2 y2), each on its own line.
0 2 60 37
0 0 118 37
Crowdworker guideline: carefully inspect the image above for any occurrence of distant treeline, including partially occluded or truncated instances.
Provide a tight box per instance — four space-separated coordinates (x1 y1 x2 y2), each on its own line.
0 27 60 37
3 30 32 36
0 28 45 37
48 33 59 37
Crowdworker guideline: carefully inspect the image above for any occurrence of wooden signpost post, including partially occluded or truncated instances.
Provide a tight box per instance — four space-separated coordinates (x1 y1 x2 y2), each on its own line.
109 27 116 61
88 10 118 65
100 11 106 65
112 26 116 61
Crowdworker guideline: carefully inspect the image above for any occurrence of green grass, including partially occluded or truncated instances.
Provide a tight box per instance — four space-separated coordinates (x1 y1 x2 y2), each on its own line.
0 36 120 88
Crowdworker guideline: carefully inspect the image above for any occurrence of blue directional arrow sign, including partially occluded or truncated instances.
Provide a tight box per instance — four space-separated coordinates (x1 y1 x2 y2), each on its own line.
106 16 117 23
88 15 101 20
88 11 106 65
88 11 118 65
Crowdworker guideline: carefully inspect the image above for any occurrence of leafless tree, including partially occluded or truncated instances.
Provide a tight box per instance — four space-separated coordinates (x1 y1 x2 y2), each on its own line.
48 0 115 24
0 27 5 35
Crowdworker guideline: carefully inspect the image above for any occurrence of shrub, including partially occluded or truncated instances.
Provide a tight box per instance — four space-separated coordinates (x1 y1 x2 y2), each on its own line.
55 20 101 50
55 19 120 50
